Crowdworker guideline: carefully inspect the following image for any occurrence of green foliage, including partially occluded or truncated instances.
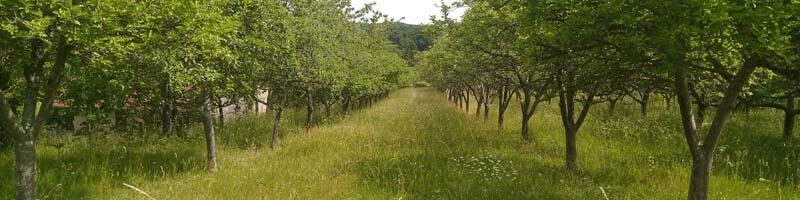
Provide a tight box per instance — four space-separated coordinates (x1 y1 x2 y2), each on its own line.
0 0 411 131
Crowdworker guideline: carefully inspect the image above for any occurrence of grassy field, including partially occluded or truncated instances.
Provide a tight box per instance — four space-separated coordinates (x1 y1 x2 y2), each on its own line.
1 87 799 199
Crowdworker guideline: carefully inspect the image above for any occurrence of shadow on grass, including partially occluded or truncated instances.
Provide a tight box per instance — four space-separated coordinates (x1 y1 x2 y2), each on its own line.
716 126 800 185
587 104 800 187
351 151 648 200
217 106 361 151
0 137 204 199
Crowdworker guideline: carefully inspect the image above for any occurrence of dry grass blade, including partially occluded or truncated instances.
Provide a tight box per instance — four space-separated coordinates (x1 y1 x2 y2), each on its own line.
123 183 156 200
599 187 610 200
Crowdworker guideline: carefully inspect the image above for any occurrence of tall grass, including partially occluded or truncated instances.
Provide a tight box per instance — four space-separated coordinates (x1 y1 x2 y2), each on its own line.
0 107 346 199
1 88 797 199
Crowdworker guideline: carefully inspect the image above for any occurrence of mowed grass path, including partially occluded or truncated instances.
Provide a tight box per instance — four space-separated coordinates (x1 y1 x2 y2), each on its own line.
111 87 508 199
109 87 499 199
12 87 797 199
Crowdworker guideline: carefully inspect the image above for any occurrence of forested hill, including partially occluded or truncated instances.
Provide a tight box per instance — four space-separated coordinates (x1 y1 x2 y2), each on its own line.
386 22 433 65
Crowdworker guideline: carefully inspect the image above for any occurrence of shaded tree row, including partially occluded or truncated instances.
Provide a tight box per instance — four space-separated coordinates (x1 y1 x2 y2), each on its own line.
0 0 410 199
419 1 799 200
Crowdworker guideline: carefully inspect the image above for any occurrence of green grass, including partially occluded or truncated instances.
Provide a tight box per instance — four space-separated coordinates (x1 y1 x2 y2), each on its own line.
1 88 799 199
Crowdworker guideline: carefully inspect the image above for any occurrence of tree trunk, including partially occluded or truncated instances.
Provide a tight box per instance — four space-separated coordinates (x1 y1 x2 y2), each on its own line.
233 96 241 115
0 95 37 200
160 80 171 135
559 89 579 171
520 91 533 141
556 71 595 172
786 112 797 139
450 91 454 102
306 94 314 132
675 58 758 200
640 92 651 117
344 98 350 114
265 92 273 113
675 66 707 200
201 99 218 173
15 137 36 200
475 95 482 118
498 104 508 129
640 101 648 117
784 97 796 138
13 39 47 200
21 43 43 139
464 91 470 112
446 89 451 101
174 109 184 134
271 103 284 149
217 98 225 127
608 98 618 115
1 38 71 200
687 160 711 200
458 91 464 108
454 90 459 104
665 94 673 110
113 110 127 131
160 103 171 134
565 126 578 171
483 98 489 123
497 87 513 129
324 103 332 118
521 114 531 141
0 93 37 200
32 39 68 139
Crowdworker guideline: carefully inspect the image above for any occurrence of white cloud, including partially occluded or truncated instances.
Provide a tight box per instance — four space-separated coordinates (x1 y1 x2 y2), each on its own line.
350 0 466 25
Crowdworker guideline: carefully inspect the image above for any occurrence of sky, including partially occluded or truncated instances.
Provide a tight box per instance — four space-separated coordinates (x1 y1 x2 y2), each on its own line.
350 0 467 25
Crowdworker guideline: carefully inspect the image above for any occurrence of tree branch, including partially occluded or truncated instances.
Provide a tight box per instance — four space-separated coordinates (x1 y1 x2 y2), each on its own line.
574 91 595 130
674 65 704 162
0 90 25 140
702 57 761 158
33 39 70 137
